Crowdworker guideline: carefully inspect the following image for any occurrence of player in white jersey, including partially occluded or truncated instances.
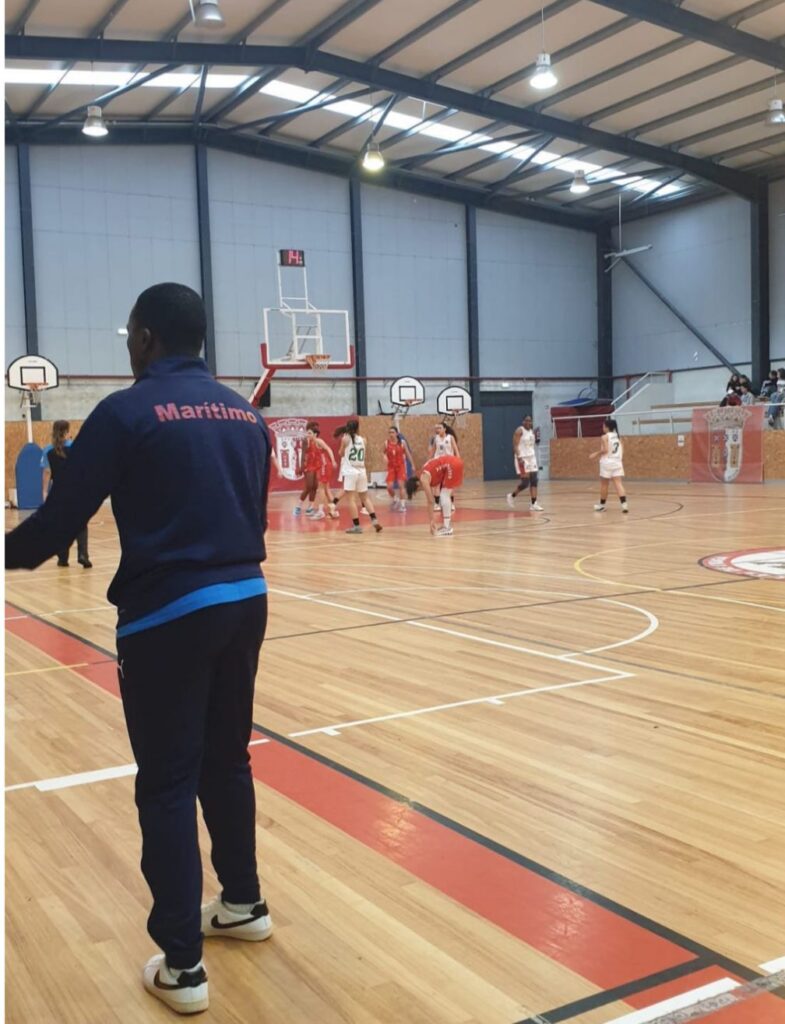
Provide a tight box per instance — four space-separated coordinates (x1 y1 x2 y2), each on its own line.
428 424 460 513
590 417 629 513
506 415 543 511
334 419 383 534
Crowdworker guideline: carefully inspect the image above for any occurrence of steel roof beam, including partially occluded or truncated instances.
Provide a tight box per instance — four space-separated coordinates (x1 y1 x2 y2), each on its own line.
145 70 202 122
588 0 785 69
428 0 578 82
309 93 394 148
5 121 600 230
251 85 375 135
231 0 294 44
379 107 459 151
395 129 535 169
30 62 181 136
10 0 41 34
446 133 556 181
484 136 558 192
4 36 761 196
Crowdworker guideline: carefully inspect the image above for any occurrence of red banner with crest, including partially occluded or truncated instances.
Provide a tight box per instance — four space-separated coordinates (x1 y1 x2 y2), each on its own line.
265 416 347 492
690 404 765 483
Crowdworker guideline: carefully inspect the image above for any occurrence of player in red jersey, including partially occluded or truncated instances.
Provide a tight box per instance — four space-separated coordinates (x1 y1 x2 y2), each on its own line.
406 454 464 536
383 426 409 511
314 425 339 518
295 422 335 519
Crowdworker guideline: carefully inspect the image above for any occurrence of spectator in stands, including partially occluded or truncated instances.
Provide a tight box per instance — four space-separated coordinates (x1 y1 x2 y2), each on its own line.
720 389 741 408
739 383 755 406
725 373 741 394
767 370 785 428
760 370 778 399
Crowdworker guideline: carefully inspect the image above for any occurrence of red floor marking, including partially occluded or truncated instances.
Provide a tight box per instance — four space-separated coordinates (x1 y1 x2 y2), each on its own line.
9 602 744 999
622 964 785 1021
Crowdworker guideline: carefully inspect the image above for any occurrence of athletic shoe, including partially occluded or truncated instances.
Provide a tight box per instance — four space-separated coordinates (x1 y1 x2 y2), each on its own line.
142 955 208 1015
345 525 363 534
433 503 441 513
304 508 315 516
57 560 69 567
506 493 515 508
78 557 93 568
434 527 454 537
310 510 326 520
391 499 400 510
360 507 370 516
328 508 339 519
594 503 606 512
396 503 407 512
373 522 383 533
201 897 273 942
621 503 629 514
293 506 302 516
530 502 544 511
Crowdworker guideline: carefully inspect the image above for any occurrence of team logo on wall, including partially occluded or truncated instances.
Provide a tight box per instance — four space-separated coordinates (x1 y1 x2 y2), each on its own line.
700 548 785 580
701 406 750 483
268 417 307 481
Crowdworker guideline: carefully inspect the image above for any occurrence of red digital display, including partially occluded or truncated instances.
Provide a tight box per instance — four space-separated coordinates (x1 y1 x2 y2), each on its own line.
279 249 306 267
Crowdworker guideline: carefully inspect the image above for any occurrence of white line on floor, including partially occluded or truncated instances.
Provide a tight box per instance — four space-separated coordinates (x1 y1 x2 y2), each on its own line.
601 978 739 1024
288 674 631 738
760 954 785 973
5 740 270 794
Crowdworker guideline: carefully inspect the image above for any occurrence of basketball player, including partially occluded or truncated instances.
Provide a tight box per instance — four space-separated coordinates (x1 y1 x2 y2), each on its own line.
406 452 464 536
314 426 339 519
590 417 629 512
506 415 543 511
335 419 382 534
384 426 408 510
299 423 336 520
428 424 460 512
6 283 273 1014
293 422 322 517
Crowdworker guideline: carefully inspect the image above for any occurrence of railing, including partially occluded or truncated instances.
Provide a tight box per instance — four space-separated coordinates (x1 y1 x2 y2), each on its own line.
551 403 719 438
612 371 671 413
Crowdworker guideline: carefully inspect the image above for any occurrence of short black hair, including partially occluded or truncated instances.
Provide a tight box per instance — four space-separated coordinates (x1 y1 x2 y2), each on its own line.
132 283 206 357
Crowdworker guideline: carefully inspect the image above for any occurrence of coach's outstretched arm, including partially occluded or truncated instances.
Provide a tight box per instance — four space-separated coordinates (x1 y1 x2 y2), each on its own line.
5 401 124 569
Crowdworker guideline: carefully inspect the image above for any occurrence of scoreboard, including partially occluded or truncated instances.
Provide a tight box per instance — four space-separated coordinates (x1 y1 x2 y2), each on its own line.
279 249 306 268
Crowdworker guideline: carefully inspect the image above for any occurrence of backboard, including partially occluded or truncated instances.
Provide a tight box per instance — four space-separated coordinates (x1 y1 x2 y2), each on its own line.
7 354 59 392
390 376 425 408
437 385 472 416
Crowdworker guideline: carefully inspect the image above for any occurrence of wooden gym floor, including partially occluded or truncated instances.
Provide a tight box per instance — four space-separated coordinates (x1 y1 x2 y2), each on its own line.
5 480 785 1024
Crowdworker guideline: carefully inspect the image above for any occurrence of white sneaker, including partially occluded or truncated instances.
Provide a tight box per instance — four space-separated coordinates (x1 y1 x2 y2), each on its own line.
434 527 454 536
143 955 209 1015
594 503 606 512
391 499 400 510
506 493 515 509
530 501 544 511
201 897 273 942
360 507 370 516
310 510 326 520
621 503 629 514
328 506 339 519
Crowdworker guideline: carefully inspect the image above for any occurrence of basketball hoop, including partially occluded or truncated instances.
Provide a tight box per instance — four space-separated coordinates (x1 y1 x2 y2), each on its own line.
305 353 331 375
21 382 45 408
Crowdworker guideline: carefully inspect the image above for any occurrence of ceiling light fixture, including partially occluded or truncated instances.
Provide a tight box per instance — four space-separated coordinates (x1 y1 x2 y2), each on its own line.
767 98 785 125
570 169 590 194
361 142 385 172
530 6 557 91
531 52 557 91
190 0 224 27
82 105 108 137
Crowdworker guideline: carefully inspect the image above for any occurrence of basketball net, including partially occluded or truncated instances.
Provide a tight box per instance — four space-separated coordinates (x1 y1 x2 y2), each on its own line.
305 353 331 375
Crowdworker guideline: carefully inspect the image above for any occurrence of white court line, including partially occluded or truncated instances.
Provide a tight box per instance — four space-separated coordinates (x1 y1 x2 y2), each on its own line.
288 674 631 738
578 600 659 656
761 955 785 973
601 978 739 1024
271 586 629 677
5 739 271 794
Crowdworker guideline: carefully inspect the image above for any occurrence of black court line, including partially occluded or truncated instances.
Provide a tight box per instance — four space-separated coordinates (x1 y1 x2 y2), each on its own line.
248 721 768 992
514 956 714 1024
264 575 756 642
7 602 779 1017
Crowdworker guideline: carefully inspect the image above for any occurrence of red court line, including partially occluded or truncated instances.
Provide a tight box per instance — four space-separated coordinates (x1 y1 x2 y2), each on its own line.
8 602 714 996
